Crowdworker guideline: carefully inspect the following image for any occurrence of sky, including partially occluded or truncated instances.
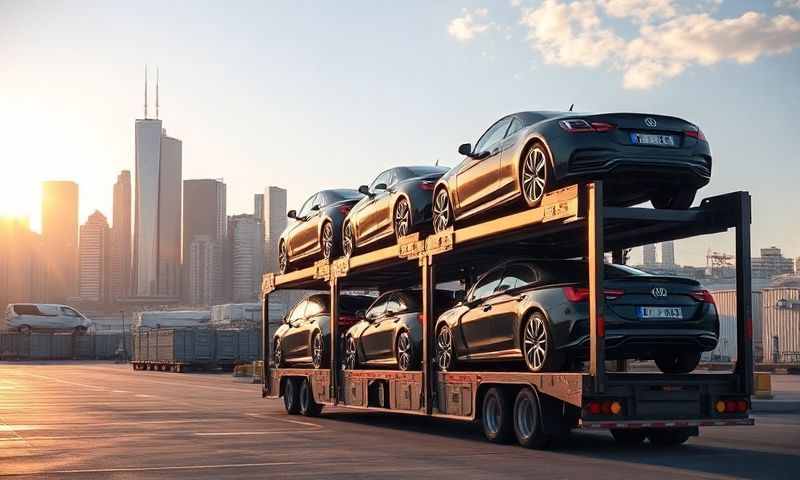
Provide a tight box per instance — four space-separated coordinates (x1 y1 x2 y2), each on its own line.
1 0 799 266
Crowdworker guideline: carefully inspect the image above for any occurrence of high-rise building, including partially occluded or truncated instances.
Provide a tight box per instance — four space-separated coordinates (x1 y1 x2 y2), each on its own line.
662 241 675 267
642 244 657 266
183 179 226 303
188 235 223 305
133 118 182 298
0 218 46 311
79 211 111 303
230 214 263 302
263 186 287 274
110 170 131 302
42 181 79 303
752 246 795 279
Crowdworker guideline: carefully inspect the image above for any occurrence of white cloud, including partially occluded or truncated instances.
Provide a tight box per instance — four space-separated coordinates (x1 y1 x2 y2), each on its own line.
776 0 800 9
598 0 677 23
448 8 492 42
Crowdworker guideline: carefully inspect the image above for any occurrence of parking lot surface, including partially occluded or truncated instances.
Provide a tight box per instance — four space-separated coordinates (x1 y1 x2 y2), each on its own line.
1 362 799 479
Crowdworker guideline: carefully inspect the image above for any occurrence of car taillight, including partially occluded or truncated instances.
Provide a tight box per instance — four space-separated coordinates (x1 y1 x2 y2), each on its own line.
562 287 625 302
419 181 436 191
559 119 617 133
685 128 707 142
584 399 624 416
338 205 352 215
689 289 715 306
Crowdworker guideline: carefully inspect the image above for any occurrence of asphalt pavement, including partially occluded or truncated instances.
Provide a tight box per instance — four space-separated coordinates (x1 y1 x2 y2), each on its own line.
1 362 799 479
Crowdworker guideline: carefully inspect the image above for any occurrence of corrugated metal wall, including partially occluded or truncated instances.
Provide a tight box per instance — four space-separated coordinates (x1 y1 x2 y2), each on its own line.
0 333 132 360
706 290 763 362
762 288 800 363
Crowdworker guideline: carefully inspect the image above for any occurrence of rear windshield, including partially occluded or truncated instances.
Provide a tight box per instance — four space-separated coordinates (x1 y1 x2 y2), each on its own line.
325 189 363 201
405 166 449 178
535 260 649 284
13 305 43 316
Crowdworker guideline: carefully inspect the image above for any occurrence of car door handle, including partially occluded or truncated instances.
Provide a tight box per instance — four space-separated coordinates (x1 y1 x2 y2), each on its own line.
482 304 492 312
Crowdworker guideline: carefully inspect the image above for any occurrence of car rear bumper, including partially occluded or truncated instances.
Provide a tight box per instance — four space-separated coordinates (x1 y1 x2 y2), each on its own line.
564 150 711 186
561 329 718 360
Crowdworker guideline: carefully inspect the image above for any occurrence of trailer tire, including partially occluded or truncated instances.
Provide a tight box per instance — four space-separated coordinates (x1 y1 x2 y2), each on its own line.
283 378 301 415
481 387 514 444
647 428 691 447
611 429 646 445
513 387 552 449
299 378 323 417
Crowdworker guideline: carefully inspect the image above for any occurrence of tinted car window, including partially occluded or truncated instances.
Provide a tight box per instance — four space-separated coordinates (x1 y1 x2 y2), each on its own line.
325 189 362 202
13 305 41 316
366 296 388 319
341 295 374 313
469 269 504 301
385 296 402 314
60 307 79 317
498 264 539 291
305 298 325 318
369 171 391 191
287 301 307 322
475 118 512 154
298 194 318 218
506 117 522 137
404 166 449 178
533 260 649 285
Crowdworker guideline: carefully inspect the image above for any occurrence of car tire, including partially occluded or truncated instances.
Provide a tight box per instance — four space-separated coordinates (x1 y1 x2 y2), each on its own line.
651 188 696 210
274 338 285 368
18 325 32 335
394 198 412 241
654 351 701 374
321 221 335 261
432 188 453 233
611 429 647 445
283 378 301 415
311 331 326 369
342 222 356 257
647 428 692 447
520 143 550 208
299 378 323 417
395 330 417 371
481 387 514 444
344 334 359 370
521 311 565 373
278 241 289 274
435 324 456 371
513 387 552 449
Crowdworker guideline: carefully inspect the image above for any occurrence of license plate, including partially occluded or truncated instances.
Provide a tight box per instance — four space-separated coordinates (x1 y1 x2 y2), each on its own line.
631 133 676 146
637 306 683 319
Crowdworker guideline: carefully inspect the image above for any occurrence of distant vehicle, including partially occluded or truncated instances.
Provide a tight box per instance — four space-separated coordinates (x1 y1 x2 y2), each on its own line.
434 259 719 374
343 289 458 371
342 166 449 257
3 304 94 334
273 293 375 369
432 111 711 233
278 189 364 274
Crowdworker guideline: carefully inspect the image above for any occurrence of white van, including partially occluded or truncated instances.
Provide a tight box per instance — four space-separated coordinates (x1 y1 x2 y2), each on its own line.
2 304 95 334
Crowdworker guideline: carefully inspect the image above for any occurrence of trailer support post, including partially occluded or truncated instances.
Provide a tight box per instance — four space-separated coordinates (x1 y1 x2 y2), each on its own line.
734 192 753 395
421 254 436 414
588 182 606 393
330 277 340 404
263 291 270 396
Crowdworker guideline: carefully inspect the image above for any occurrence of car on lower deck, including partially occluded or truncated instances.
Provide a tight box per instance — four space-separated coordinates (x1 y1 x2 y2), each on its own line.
343 289 458 371
434 259 718 374
273 293 375 368
3 304 94 334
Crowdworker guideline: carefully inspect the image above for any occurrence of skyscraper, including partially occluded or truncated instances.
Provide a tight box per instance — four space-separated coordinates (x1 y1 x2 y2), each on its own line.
263 186 287 274
133 119 182 298
42 181 79 303
79 211 111 303
188 235 223 305
183 179 226 303
0 218 46 311
662 241 675 267
642 244 657 266
110 170 131 301
230 214 263 302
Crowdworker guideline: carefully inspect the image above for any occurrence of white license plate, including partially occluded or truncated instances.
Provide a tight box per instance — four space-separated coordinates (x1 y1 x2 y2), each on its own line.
631 133 676 146
637 306 683 319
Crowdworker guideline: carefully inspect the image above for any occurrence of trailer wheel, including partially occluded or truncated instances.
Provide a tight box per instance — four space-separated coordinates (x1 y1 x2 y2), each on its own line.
299 378 323 417
283 378 301 415
611 429 646 445
481 387 514 444
513 387 551 449
647 428 691 447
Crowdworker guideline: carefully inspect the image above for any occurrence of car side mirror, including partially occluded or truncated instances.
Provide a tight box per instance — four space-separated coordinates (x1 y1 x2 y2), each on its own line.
358 185 371 196
287 210 297 219
458 143 473 156
373 183 388 191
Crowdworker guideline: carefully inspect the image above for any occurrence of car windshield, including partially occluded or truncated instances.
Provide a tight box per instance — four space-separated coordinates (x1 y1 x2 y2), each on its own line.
404 166 449 178
325 189 363 201
529 260 651 285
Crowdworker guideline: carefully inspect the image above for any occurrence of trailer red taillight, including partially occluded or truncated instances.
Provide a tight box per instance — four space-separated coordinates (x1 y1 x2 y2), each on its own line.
715 398 749 414
559 119 617 133
584 399 623 416
563 287 625 302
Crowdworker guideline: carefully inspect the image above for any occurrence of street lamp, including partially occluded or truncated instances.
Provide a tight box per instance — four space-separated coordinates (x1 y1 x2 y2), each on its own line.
120 310 127 362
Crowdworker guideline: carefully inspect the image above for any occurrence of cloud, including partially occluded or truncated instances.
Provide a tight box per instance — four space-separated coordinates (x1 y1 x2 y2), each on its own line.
448 8 492 42
598 0 677 23
776 0 800 9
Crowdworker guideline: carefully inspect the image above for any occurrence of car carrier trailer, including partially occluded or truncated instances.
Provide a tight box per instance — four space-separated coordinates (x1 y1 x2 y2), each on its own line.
261 182 754 448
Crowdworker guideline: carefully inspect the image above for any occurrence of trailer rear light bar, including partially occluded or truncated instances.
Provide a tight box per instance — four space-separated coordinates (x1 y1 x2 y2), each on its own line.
580 418 754 430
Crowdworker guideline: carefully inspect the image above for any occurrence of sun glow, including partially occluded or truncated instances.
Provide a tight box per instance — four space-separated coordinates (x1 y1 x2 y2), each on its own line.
0 177 40 232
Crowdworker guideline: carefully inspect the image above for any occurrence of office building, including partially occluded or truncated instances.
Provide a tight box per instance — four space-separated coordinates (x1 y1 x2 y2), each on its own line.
752 246 795 279
662 241 675 267
230 214 263 302
183 179 226 302
110 170 131 301
642 244 657 266
263 186 287 274
188 235 223 305
0 218 46 311
42 181 79 303
79 211 111 303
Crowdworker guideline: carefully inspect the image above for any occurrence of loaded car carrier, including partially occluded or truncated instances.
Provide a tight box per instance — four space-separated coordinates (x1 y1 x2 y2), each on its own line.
261 182 754 448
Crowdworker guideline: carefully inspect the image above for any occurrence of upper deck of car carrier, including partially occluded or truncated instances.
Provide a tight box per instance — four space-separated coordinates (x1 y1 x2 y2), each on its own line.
261 182 754 442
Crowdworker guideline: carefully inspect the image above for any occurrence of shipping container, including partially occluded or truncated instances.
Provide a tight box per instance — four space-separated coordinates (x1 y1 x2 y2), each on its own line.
761 288 800 364
706 291 764 362
214 328 261 367
133 310 210 329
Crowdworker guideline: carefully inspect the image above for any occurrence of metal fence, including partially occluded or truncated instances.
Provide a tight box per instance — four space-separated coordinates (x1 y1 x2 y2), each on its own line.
762 288 800 364
0 332 131 360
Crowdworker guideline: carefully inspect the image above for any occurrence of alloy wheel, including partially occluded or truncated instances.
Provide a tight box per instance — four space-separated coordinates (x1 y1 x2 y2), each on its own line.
342 223 355 257
278 242 288 274
522 147 547 206
436 325 454 371
523 315 548 371
394 199 411 239
321 222 334 260
432 189 452 233
396 331 412 371
311 332 323 369
344 335 358 369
